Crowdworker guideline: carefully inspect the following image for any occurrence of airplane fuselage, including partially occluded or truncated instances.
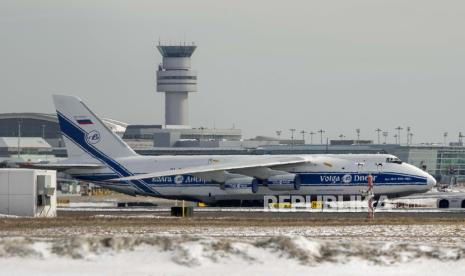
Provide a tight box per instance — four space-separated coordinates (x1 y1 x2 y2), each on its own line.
67 153 435 204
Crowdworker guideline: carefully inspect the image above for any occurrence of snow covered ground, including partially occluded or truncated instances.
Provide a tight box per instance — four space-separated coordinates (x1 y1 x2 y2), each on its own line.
0 235 465 276
1 224 465 275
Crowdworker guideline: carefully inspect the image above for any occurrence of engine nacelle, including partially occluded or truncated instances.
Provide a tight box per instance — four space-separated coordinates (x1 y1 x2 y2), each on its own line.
223 177 259 194
267 174 301 191
437 198 465 208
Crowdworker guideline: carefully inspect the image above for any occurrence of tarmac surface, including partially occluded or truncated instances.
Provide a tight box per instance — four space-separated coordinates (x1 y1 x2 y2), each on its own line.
56 207 465 220
0 208 464 235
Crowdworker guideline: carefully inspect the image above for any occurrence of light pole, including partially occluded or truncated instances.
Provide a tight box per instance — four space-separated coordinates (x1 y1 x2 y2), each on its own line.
382 131 388 144
199 126 205 141
356 128 361 143
318 129 325 144
309 131 315 145
443 132 448 146
300 130 307 144
290 128 296 146
375 128 382 144
395 126 403 144
394 134 398 144
409 132 413 145
17 119 22 159
383 131 389 144
406 126 411 145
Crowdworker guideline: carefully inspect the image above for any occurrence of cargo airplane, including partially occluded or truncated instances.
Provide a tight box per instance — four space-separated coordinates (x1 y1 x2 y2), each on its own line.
45 95 436 205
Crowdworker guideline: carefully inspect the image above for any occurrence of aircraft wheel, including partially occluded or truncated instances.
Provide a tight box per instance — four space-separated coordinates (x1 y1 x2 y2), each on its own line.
438 199 449 209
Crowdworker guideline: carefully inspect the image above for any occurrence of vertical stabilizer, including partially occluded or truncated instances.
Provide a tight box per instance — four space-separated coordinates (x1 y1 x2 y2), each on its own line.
53 95 137 162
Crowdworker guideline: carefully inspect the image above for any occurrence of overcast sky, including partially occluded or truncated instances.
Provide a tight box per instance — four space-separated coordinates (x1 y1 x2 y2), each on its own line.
1 0 465 143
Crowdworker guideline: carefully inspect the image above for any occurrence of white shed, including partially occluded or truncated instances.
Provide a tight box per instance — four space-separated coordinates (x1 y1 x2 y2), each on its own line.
0 169 57 217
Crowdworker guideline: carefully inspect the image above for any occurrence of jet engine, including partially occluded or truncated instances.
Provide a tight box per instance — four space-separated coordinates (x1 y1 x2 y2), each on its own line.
267 174 301 191
223 177 259 194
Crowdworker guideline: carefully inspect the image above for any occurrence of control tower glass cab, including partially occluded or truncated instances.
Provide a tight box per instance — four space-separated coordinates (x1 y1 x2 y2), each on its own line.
156 45 197 128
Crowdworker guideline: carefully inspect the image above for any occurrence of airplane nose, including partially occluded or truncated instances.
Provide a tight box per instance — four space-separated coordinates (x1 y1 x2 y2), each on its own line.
426 174 437 189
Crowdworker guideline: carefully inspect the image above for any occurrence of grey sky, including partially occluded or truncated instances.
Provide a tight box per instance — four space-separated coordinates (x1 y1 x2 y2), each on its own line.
1 0 465 143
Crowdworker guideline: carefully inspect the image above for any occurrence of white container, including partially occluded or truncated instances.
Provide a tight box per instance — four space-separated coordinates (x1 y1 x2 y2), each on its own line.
0 169 57 217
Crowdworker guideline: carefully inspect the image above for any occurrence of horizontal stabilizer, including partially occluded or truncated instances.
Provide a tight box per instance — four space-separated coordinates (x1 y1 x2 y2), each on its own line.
28 163 105 171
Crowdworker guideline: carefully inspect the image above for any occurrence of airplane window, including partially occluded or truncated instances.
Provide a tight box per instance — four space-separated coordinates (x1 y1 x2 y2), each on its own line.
386 157 402 164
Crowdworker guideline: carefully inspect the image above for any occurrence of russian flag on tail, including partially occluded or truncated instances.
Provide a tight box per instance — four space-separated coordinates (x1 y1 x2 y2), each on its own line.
77 119 93 125
75 116 94 125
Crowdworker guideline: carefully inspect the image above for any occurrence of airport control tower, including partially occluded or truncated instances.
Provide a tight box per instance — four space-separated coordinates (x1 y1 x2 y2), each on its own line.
156 43 197 128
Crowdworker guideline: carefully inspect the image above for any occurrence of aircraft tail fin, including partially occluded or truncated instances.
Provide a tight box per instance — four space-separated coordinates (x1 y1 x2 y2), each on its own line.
53 95 138 163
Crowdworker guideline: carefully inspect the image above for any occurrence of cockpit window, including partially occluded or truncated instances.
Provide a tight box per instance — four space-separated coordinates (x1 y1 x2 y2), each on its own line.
386 157 402 164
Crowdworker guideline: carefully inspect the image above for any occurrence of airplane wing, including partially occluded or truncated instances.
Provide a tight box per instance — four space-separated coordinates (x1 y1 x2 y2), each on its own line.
114 156 311 181
23 163 105 171
399 192 465 199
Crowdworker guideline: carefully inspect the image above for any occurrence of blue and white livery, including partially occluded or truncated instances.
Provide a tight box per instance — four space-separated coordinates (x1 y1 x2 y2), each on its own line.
48 95 436 204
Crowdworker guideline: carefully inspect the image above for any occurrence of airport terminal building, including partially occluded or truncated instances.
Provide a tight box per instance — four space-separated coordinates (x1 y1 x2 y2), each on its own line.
0 112 464 184
1 107 463 183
